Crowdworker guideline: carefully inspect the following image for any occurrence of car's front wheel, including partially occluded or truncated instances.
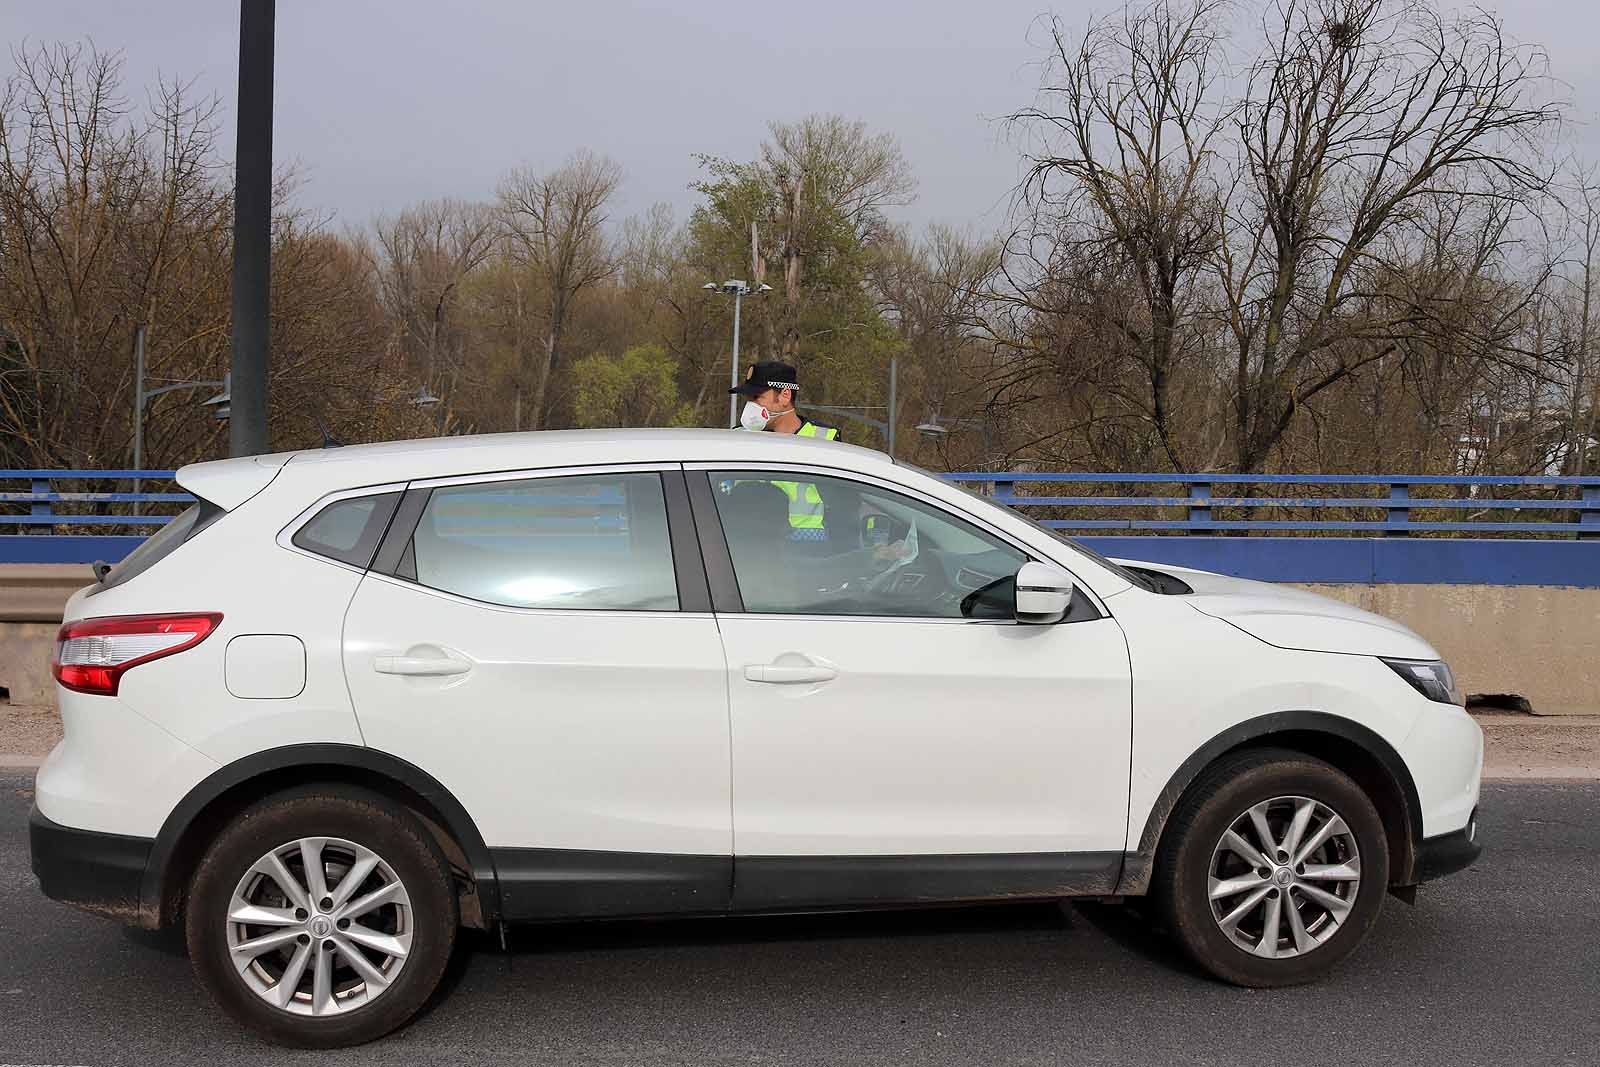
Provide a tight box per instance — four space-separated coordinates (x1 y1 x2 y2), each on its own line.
185 787 458 1047
1153 748 1389 986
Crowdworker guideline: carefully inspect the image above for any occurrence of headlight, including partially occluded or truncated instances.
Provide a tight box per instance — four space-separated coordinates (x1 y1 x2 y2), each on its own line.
1382 658 1464 706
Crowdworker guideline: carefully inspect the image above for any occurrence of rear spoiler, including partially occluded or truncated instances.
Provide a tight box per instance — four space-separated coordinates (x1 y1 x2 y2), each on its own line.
173 453 294 511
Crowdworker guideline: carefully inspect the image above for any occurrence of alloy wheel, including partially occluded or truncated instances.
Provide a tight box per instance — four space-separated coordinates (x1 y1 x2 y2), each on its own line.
1206 795 1362 959
224 836 414 1016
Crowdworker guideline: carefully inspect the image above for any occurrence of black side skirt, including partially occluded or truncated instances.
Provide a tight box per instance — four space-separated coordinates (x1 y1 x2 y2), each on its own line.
734 852 1124 912
493 849 732 920
491 848 1125 921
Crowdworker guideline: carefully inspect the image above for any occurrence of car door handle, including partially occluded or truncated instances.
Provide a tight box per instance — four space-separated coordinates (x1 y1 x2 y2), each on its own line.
374 654 472 677
744 664 838 684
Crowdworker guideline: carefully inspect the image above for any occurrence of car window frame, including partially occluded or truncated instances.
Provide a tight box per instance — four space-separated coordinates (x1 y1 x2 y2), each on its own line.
683 464 1105 624
366 462 710 616
276 481 410 576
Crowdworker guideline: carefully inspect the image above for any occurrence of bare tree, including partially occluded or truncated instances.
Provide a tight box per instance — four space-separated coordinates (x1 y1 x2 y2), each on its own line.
373 198 496 414
499 151 622 429
1003 0 1231 470
0 41 443 470
1217 0 1559 470
1557 166 1600 476
873 224 1004 458
998 0 1560 472
0 43 237 467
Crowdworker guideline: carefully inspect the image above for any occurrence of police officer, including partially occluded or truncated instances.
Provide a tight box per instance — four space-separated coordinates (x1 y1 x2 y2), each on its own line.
729 360 839 442
730 361 840 540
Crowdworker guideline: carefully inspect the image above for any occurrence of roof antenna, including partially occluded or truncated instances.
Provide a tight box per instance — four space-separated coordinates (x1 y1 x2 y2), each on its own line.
310 411 344 449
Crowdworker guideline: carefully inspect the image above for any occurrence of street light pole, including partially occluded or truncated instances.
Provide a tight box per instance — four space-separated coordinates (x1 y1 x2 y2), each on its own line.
887 355 897 458
704 280 771 429
133 325 229 494
133 325 146 515
729 286 742 429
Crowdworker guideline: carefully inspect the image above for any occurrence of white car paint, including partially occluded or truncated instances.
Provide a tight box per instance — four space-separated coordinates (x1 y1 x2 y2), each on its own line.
35 428 1481 875
341 570 732 854
1158 564 1439 659
718 612 1133 856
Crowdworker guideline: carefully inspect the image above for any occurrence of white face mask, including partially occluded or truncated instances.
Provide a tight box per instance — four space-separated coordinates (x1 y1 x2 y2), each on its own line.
739 401 773 431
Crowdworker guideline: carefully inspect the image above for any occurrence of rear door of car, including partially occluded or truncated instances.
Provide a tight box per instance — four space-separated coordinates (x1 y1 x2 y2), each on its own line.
340 464 732 919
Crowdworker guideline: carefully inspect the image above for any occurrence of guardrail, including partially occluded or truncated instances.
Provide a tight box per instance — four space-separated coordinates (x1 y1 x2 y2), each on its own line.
4 469 1600 583
944 472 1600 537
938 473 1600 585
1 470 186 564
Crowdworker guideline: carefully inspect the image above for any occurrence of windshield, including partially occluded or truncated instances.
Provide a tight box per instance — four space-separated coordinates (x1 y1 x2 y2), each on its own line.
897 461 1158 592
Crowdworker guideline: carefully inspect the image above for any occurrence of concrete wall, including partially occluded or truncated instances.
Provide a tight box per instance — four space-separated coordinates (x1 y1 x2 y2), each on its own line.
0 565 1593 714
1297 583 1599 715
0 565 91 706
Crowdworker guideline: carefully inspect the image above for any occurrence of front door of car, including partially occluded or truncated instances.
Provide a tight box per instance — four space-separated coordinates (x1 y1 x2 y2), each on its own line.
341 465 732 918
687 467 1133 911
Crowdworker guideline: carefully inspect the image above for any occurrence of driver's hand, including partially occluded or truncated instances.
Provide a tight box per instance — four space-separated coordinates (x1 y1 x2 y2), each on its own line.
872 540 911 562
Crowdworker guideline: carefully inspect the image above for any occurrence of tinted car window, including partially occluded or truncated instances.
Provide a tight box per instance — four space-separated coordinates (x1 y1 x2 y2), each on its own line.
411 472 678 611
292 493 400 569
708 471 1026 618
897 458 1157 592
92 500 223 594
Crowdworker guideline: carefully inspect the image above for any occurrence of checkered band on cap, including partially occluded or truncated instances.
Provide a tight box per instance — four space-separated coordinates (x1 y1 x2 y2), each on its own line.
767 380 799 392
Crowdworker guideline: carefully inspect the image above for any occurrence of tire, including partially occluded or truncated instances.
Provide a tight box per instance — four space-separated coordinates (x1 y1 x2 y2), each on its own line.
185 786 458 1047
1152 747 1389 987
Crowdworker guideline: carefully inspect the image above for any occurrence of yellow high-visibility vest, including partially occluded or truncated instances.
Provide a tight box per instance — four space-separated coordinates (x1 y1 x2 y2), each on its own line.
775 420 838 530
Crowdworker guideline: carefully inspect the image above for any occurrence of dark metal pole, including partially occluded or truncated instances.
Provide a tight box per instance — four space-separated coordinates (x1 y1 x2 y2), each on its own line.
133 325 145 515
729 288 743 430
887 355 897 459
229 0 274 456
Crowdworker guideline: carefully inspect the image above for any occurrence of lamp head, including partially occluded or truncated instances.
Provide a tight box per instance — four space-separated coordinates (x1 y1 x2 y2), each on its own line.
202 373 231 421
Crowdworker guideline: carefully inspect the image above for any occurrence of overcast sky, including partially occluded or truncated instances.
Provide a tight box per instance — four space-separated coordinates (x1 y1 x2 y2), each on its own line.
5 0 1600 235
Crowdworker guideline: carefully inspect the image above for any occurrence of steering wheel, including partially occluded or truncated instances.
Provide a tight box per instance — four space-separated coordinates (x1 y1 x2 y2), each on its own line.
862 553 909 594
797 547 910 605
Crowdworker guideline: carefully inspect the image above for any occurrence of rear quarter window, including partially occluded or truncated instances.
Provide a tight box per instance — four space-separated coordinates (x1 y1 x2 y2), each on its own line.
291 493 401 569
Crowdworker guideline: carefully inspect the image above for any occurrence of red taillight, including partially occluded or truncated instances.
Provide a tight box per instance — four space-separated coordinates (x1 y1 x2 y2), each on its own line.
53 613 223 696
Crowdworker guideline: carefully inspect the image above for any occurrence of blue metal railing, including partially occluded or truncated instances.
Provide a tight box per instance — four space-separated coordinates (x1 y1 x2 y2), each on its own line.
4 469 1600 582
943 472 1600 537
10 469 1599 533
0 470 187 564
0 470 187 527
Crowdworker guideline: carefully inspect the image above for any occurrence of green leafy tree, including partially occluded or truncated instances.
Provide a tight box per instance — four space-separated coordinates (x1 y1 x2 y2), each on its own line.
690 115 914 364
571 343 694 428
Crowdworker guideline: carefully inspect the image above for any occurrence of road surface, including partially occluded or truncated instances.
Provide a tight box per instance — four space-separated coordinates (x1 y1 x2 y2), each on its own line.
2 777 1596 1066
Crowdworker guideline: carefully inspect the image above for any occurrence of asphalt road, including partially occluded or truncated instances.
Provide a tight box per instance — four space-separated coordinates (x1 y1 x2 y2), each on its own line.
2 778 1597 1066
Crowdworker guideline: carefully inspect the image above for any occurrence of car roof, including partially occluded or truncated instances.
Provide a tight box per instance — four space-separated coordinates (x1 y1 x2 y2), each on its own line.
182 428 900 502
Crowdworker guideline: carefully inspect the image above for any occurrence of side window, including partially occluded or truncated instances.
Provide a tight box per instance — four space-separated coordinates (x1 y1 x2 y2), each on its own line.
707 471 1027 619
292 492 400 569
410 472 678 611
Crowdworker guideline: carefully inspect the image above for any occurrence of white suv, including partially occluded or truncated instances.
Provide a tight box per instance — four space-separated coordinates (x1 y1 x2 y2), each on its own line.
29 429 1482 1047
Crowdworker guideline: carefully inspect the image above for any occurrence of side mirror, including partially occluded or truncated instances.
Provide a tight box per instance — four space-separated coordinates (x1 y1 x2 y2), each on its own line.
1014 561 1075 624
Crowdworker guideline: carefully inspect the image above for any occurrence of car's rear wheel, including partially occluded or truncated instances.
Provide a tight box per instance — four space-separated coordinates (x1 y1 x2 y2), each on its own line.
185 787 457 1047
1153 748 1389 987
